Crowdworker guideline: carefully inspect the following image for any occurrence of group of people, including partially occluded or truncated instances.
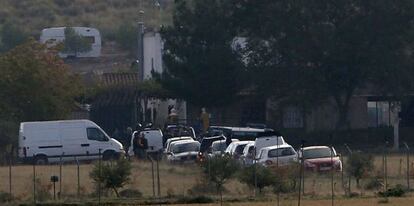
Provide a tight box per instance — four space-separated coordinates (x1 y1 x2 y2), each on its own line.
112 125 149 160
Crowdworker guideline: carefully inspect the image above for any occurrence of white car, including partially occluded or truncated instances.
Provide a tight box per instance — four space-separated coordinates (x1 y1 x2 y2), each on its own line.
209 139 238 157
167 140 200 163
164 136 193 154
240 141 255 166
225 141 253 159
254 132 286 155
256 144 298 167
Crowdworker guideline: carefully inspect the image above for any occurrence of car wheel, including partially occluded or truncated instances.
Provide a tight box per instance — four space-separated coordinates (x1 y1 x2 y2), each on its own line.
35 155 48 165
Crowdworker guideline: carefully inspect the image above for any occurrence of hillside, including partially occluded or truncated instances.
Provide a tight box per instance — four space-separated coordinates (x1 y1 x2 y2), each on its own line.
0 0 173 39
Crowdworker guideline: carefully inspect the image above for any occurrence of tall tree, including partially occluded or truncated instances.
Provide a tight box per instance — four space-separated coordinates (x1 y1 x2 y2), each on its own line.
157 0 245 108
62 27 92 57
237 0 414 129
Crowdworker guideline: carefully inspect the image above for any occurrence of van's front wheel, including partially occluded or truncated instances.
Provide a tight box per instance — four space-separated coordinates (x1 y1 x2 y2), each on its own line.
34 155 48 165
102 151 117 161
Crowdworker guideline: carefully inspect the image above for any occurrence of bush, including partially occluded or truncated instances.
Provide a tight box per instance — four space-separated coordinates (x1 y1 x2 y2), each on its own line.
238 164 276 193
114 22 138 53
90 158 132 197
176 195 214 204
379 185 406 197
0 192 13 203
187 179 223 195
270 164 300 193
119 189 142 198
346 152 374 187
201 156 240 194
364 178 383 190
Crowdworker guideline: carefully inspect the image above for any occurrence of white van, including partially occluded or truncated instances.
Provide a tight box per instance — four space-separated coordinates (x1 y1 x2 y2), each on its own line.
254 132 286 158
128 129 164 156
18 120 124 164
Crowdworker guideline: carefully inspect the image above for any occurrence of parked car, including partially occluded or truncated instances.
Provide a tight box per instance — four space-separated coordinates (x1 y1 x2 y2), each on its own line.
256 144 297 167
197 135 226 162
254 131 286 157
18 120 124 164
163 125 196 142
225 141 253 159
128 129 163 158
166 140 200 163
240 142 256 166
298 146 342 172
164 136 193 154
207 126 275 141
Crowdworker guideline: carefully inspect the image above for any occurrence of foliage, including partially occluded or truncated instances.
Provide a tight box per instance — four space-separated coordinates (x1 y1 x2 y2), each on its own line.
237 0 414 129
238 164 276 193
0 192 13 203
0 21 28 53
90 158 132 197
157 0 246 108
62 27 92 56
364 177 383 190
201 156 240 195
175 195 215 204
346 152 374 187
119 188 142 198
379 184 406 197
270 164 301 193
115 22 138 54
0 40 82 150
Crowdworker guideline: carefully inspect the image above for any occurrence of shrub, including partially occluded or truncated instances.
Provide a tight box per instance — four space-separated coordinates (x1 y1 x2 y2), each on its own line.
176 195 214 204
379 184 406 197
187 179 222 195
238 164 276 193
119 188 142 198
0 192 13 203
114 22 138 53
90 158 132 197
201 156 239 201
62 27 92 57
346 152 374 187
364 178 383 190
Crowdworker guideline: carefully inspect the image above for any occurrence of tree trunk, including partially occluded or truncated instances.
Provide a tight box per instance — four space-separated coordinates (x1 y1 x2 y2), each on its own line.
113 187 120 197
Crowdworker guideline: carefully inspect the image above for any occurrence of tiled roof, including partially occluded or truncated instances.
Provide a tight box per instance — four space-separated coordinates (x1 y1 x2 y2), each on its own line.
101 72 139 87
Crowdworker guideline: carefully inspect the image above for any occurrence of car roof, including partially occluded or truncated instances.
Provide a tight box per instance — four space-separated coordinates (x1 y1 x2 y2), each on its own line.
261 144 293 150
168 136 192 141
171 140 199 146
210 126 266 132
303 146 331 150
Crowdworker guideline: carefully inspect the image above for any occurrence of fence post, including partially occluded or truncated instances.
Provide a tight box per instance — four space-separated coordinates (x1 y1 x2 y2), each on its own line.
404 142 410 190
149 156 155 197
297 141 305 206
344 144 352 195
59 153 63 198
384 141 388 192
98 149 102 205
156 155 161 197
75 156 80 198
8 153 12 196
330 145 334 206
33 154 36 204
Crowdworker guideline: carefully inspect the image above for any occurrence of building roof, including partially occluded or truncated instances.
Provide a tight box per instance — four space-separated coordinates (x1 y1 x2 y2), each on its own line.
101 72 139 88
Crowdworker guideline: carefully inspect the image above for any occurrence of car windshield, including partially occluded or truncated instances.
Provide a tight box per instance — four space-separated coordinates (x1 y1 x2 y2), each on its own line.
212 141 227 152
172 142 200 154
303 148 333 159
235 144 247 155
268 147 296 157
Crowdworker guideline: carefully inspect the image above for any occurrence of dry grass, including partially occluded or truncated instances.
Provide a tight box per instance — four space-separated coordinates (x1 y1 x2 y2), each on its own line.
0 154 413 204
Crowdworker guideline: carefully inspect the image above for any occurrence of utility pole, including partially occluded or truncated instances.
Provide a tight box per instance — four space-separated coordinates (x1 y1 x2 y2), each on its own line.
137 0 145 81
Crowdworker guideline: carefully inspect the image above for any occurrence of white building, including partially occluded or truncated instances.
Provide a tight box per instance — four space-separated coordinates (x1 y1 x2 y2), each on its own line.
142 32 187 127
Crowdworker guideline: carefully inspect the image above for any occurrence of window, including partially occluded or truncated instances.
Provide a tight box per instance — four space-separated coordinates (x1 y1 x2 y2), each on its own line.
282 106 304 128
367 101 399 127
268 147 296 157
87 128 108 141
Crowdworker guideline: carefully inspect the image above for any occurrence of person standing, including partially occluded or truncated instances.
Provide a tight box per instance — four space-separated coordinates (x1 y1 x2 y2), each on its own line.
200 107 210 134
134 132 148 160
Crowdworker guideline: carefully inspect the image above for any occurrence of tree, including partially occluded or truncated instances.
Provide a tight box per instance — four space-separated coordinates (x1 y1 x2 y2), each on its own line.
0 21 28 53
0 39 82 150
346 152 374 187
157 0 246 108
238 164 277 193
201 156 239 202
90 158 132 197
237 0 414 129
62 27 92 57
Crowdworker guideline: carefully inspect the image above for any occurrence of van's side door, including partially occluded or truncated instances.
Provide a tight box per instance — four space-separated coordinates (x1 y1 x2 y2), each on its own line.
85 127 110 159
60 122 88 161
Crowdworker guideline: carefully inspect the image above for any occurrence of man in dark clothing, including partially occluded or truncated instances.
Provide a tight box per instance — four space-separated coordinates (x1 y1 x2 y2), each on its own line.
134 132 148 160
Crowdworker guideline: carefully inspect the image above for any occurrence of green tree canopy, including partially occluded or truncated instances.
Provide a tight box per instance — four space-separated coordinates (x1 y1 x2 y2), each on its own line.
157 0 246 108
236 0 414 128
62 27 92 56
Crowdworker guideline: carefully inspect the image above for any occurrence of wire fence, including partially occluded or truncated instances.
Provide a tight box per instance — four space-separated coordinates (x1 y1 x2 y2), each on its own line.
0 145 414 205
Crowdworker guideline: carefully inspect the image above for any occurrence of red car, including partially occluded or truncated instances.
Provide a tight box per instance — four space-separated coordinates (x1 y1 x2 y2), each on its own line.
299 146 342 172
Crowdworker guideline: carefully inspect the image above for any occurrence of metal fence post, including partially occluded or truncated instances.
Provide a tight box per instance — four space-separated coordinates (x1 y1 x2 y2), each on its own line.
156 155 161 197
344 144 352 196
98 149 102 205
330 145 334 206
404 142 410 190
384 141 388 192
8 153 12 196
149 156 155 197
75 156 80 198
298 141 305 206
33 154 36 204
59 153 63 198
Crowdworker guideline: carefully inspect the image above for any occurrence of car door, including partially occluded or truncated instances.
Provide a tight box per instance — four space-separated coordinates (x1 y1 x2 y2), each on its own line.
85 127 110 159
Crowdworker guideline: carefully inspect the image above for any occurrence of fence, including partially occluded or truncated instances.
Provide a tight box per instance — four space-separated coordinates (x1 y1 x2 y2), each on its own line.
1 146 414 205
